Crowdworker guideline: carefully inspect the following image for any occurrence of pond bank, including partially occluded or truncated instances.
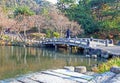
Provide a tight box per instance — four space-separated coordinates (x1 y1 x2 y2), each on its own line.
0 40 41 47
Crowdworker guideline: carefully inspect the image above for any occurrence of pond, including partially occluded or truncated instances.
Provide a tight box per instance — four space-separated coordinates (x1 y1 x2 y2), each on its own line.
0 46 105 80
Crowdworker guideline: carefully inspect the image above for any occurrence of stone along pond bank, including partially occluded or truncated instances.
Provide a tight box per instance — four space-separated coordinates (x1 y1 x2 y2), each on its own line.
0 66 120 83
64 66 120 83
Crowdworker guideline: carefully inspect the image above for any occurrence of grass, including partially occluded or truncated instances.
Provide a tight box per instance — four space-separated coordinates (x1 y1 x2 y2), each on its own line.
92 57 120 73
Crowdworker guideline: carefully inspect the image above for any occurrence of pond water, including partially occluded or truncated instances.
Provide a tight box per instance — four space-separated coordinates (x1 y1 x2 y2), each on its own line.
0 46 105 80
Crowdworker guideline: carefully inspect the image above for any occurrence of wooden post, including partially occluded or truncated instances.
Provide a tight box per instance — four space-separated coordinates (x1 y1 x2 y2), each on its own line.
55 44 57 51
74 46 78 52
67 45 72 53
84 48 88 55
70 46 72 53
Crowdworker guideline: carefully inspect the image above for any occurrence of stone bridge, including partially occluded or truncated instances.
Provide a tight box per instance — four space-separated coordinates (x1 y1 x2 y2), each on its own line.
42 38 120 58
42 38 114 48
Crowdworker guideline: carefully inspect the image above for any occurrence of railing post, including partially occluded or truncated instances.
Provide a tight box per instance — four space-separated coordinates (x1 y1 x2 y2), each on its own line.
105 39 108 47
90 37 93 41
109 39 113 44
87 39 90 46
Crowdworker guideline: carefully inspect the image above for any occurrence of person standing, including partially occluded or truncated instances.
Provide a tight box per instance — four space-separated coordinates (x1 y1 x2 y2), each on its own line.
66 29 71 38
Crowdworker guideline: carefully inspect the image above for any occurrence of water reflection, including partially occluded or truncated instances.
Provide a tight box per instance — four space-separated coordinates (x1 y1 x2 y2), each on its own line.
0 46 104 80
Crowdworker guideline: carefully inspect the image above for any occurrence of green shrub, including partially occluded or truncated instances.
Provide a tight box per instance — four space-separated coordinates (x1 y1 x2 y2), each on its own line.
45 30 52 38
2 35 10 40
92 57 120 73
53 32 60 38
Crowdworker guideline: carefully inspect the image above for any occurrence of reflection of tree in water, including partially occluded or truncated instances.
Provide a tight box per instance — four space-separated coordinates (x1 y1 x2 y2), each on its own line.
0 46 104 79
41 48 100 69
24 47 27 66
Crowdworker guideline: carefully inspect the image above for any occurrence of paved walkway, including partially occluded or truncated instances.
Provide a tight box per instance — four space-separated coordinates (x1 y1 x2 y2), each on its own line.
93 46 120 56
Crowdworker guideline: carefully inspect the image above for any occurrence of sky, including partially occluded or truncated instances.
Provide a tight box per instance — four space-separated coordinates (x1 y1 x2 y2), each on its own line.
46 0 57 4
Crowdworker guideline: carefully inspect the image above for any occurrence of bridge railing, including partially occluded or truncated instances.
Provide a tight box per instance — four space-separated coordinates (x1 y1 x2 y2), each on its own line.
89 38 114 47
42 38 114 47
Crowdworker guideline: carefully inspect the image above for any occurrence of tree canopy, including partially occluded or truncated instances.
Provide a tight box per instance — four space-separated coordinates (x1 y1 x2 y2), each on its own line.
1 0 120 40
14 6 35 16
57 0 120 39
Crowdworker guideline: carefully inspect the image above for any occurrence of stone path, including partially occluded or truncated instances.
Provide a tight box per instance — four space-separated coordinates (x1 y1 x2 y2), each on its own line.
0 69 93 83
0 69 120 83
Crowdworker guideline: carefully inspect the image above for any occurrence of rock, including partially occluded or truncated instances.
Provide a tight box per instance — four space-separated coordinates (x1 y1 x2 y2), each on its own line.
110 66 120 74
106 74 120 83
85 54 91 57
91 54 97 58
84 71 96 76
101 52 109 58
74 66 87 73
117 41 120 46
89 72 116 83
64 66 74 72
